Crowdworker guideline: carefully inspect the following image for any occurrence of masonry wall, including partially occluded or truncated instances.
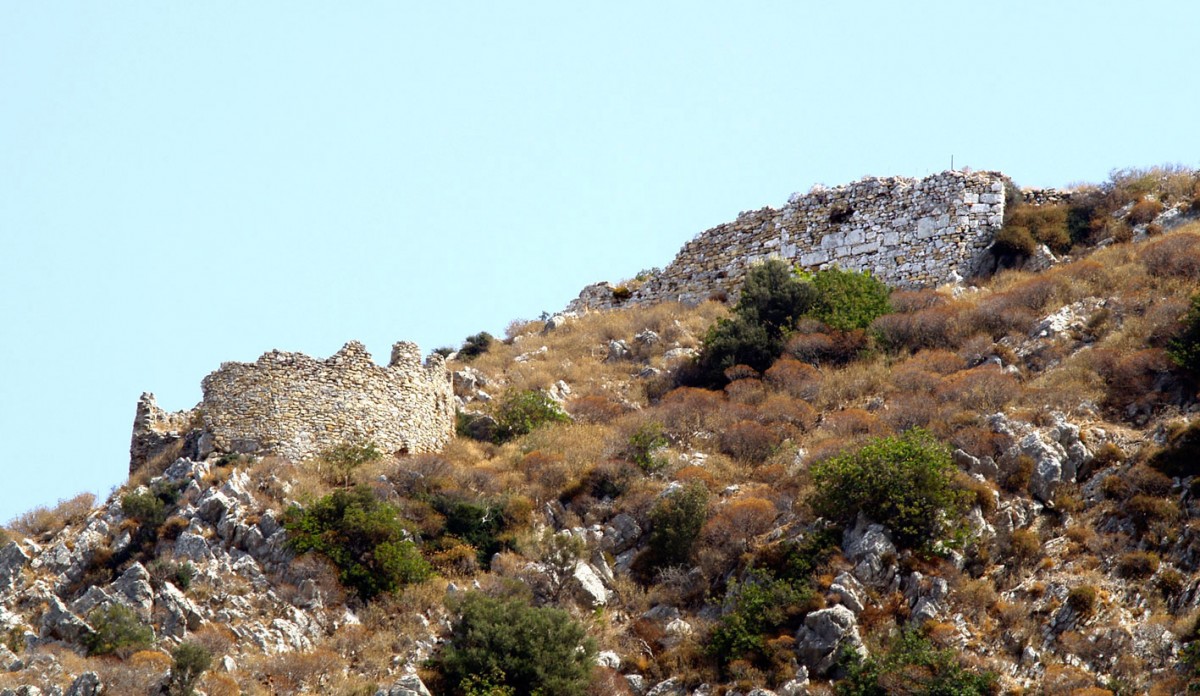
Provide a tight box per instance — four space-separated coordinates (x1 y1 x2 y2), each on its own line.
197 341 455 462
568 170 1010 311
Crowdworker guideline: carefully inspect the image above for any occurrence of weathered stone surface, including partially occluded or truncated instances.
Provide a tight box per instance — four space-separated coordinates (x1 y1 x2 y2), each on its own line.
569 561 611 607
133 341 454 471
842 515 896 587
794 605 865 677
40 596 91 643
376 673 433 696
0 543 30 591
569 171 1014 312
65 672 101 696
109 563 154 619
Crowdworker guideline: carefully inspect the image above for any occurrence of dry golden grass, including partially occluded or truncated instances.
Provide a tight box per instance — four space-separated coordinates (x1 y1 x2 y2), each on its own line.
8 491 96 540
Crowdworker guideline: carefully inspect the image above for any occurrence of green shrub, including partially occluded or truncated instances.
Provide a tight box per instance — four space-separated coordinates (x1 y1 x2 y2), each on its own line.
708 569 818 670
627 422 669 473
84 604 154 657
836 629 996 695
737 259 818 336
1168 293 1200 376
167 642 213 696
430 495 511 567
491 390 570 443
647 482 710 569
693 316 781 386
318 441 383 489
809 429 969 549
121 483 178 529
437 592 596 696
284 486 431 601
1002 204 1071 253
458 332 494 361
992 224 1038 258
805 266 892 331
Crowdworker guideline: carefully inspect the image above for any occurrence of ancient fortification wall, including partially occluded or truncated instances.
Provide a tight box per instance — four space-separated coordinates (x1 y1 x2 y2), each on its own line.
130 341 454 471
568 170 1010 311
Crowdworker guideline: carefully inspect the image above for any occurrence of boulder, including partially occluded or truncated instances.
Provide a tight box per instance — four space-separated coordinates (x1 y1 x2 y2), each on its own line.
634 329 661 346
109 563 154 619
596 650 621 670
65 672 101 696
606 340 632 362
377 672 433 696
0 543 30 591
646 678 687 696
794 605 865 677
569 561 611 607
40 596 92 643
842 515 896 587
155 581 203 638
1020 431 1073 504
829 572 866 614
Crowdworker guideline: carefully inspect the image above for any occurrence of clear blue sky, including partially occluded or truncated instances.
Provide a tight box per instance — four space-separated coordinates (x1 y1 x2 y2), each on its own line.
2 2 1198 522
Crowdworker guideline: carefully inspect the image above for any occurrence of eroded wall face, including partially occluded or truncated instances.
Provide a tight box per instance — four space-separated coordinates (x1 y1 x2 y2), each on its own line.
197 341 454 462
569 170 1009 311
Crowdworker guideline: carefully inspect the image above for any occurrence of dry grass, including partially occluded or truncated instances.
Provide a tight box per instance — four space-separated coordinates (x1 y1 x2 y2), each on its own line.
8 491 96 540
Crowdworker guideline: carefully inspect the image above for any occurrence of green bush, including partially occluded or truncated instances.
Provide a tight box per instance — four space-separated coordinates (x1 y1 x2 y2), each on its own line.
809 429 969 549
805 266 892 331
318 441 382 489
121 481 181 529
1169 293 1200 375
84 604 154 657
492 390 570 443
284 486 431 601
627 422 669 473
458 332 494 361
836 629 996 695
437 592 596 696
167 642 213 696
708 569 818 669
430 495 511 567
1002 204 1071 253
692 261 891 386
647 482 710 569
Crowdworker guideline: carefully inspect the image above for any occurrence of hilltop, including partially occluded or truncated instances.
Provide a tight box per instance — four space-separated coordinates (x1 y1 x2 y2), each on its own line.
2 166 1200 695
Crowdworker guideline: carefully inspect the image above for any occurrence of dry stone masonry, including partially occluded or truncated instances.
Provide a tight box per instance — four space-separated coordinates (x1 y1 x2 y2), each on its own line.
130 341 454 471
569 170 1012 311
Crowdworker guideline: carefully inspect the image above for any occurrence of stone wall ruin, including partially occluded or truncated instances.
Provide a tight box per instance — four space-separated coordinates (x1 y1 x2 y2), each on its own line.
568 170 1013 311
130 341 454 472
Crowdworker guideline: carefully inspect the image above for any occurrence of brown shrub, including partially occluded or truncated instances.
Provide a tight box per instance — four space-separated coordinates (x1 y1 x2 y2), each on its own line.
1139 231 1200 277
568 395 627 424
674 466 716 488
820 408 880 438
658 387 725 441
1093 347 1177 417
10 492 96 539
700 497 778 574
724 378 766 405
784 328 869 366
1008 528 1042 568
882 394 939 431
889 289 946 313
1117 550 1160 578
873 304 961 352
935 364 1019 413
1128 197 1165 225
1007 204 1071 252
756 393 817 432
763 358 821 400
719 420 780 463
1126 494 1179 535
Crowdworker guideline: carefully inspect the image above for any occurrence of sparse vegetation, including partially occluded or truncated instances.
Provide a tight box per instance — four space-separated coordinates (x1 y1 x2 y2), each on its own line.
491 389 570 443
84 605 155 658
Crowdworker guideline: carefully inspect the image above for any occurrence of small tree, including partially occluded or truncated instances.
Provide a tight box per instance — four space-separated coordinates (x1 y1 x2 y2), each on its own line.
647 481 710 569
167 642 213 696
437 592 596 696
810 429 968 549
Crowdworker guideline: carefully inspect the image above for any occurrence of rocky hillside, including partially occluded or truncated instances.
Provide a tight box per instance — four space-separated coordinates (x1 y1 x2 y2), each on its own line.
3 166 1200 695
